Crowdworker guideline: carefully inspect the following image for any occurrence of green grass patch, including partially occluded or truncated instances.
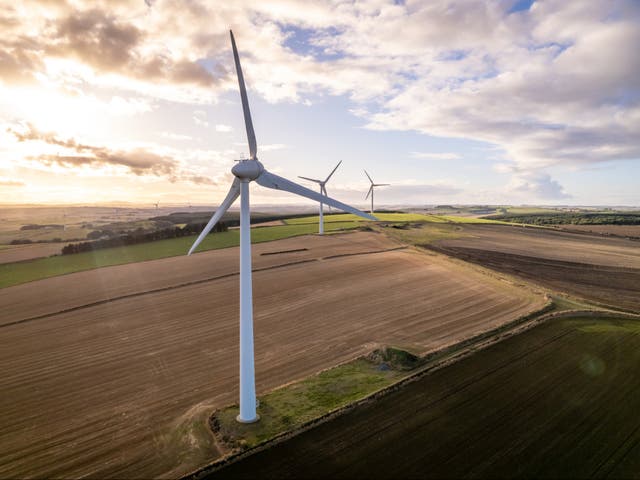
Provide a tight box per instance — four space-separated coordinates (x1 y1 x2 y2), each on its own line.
573 320 640 335
0 222 360 289
214 350 414 451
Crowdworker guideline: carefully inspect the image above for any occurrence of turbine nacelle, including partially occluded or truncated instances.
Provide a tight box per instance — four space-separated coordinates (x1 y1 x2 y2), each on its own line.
232 159 264 181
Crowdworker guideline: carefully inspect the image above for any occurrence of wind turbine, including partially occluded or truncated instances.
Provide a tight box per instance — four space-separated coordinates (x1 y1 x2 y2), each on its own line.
187 30 376 424
364 170 390 214
298 160 342 234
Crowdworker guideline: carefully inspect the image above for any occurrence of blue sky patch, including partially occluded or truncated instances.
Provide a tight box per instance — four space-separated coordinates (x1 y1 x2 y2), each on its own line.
508 0 535 14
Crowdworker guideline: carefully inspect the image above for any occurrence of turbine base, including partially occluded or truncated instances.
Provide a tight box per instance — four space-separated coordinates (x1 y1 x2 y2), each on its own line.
236 414 260 424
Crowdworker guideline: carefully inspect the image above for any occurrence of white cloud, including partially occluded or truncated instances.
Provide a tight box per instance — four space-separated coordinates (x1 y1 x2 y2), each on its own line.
160 131 193 141
215 124 233 132
261 143 288 151
192 110 209 127
410 152 461 160
506 172 571 200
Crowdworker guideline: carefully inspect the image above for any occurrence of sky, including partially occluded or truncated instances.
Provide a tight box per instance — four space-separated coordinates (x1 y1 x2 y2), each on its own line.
0 0 639 207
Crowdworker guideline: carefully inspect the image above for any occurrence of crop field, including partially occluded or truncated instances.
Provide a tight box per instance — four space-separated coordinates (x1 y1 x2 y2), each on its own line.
425 224 640 311
0 221 363 289
213 315 640 479
0 232 544 479
0 212 502 289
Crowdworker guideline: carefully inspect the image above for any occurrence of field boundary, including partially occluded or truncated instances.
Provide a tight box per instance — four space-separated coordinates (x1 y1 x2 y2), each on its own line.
183 298 562 480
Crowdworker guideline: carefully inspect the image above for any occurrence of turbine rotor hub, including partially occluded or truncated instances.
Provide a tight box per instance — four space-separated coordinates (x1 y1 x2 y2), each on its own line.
232 159 264 181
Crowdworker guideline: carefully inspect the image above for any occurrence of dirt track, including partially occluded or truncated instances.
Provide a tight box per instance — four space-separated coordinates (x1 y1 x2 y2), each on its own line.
0 232 544 479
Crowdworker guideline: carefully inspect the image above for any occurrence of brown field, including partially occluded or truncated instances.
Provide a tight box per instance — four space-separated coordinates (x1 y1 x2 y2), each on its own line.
0 232 544 479
557 224 640 238
0 232 398 326
0 243 62 264
428 224 640 311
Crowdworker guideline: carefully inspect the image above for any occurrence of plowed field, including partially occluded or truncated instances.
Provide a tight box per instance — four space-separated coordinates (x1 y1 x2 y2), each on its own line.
0 232 544 479
427 224 640 311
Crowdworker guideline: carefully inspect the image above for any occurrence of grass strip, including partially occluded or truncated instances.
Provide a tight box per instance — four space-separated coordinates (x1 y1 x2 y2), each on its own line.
212 347 419 451
0 221 359 289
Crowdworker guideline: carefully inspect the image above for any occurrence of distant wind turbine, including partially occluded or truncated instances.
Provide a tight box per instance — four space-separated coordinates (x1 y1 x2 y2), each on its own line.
364 170 390 214
187 30 376 424
298 160 342 234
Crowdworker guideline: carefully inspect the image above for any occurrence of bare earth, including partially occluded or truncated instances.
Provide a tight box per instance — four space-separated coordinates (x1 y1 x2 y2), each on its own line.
439 224 640 268
0 232 544 479
0 243 62 264
430 224 640 311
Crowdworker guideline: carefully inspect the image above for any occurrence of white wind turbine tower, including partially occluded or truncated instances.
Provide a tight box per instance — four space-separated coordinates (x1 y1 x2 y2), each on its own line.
364 170 390 214
298 160 342 234
188 30 376 424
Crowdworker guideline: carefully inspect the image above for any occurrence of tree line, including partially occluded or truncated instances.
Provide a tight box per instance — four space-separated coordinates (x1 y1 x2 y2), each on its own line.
486 213 640 225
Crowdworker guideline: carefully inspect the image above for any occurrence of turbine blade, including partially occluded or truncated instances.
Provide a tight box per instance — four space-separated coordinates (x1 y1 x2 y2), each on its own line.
188 178 241 255
324 160 342 183
298 176 322 183
374 183 391 186
257 170 377 220
365 185 373 200
364 169 374 184
230 30 257 160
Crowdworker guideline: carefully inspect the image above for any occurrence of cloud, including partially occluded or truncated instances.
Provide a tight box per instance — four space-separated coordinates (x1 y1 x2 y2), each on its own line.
160 131 193 141
261 143 288 151
507 172 571 200
0 177 24 186
215 124 233 132
8 122 213 184
409 152 461 160
193 110 209 127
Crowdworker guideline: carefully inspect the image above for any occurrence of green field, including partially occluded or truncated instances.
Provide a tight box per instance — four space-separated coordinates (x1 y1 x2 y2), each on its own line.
285 212 501 225
284 212 438 224
212 315 640 479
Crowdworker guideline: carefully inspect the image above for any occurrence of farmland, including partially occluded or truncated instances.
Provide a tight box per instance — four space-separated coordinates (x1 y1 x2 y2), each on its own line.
423 224 640 311
0 220 362 289
212 314 640 479
0 231 545 479
0 212 501 289
0 243 62 264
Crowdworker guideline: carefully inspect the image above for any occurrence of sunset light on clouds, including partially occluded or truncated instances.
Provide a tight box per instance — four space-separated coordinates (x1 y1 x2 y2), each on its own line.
1 0 638 206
